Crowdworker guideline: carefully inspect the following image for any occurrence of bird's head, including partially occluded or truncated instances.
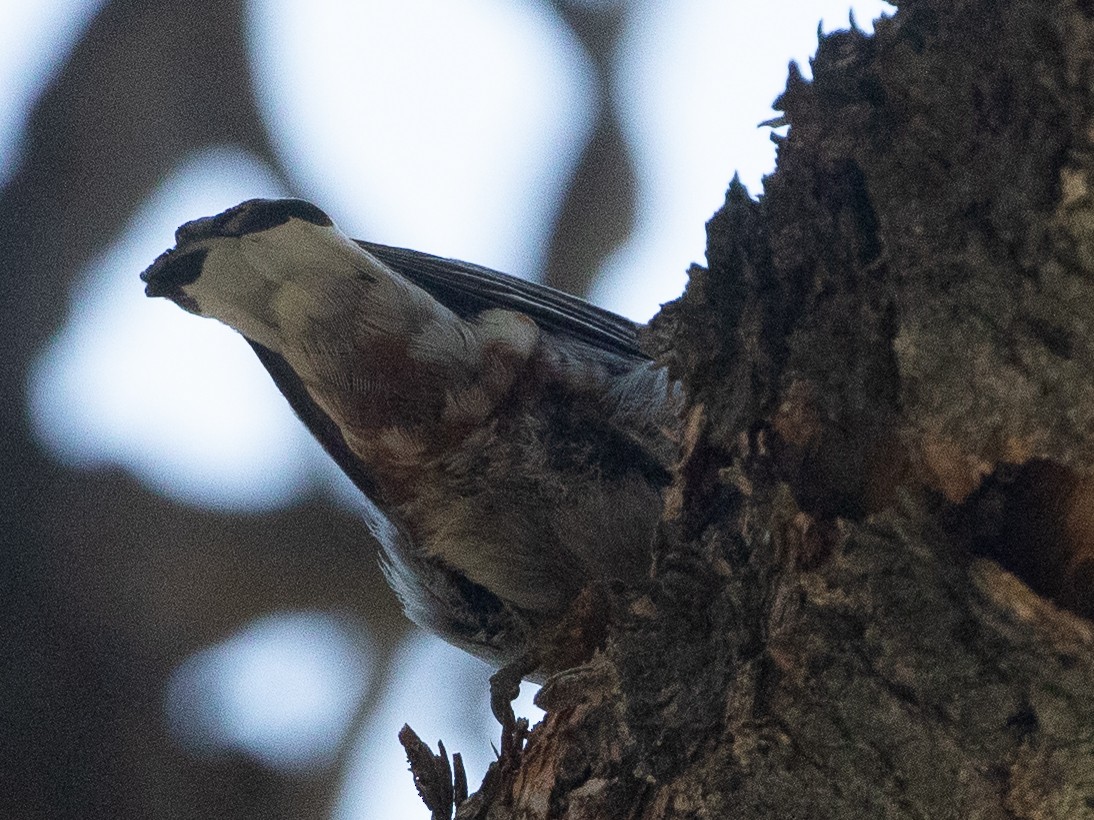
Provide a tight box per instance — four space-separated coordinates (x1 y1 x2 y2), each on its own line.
140 198 378 349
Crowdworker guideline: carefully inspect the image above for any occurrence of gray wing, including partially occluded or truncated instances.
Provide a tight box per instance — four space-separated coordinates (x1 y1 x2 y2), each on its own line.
356 240 648 360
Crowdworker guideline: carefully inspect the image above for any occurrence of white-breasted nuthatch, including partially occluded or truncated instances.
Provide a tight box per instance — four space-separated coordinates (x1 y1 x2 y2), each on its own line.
141 198 682 677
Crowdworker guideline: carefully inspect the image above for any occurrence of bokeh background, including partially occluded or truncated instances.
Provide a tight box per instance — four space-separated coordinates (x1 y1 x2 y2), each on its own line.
2 1 892 816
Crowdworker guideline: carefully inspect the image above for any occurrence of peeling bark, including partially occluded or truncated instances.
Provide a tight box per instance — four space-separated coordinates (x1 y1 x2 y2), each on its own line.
413 0 1094 816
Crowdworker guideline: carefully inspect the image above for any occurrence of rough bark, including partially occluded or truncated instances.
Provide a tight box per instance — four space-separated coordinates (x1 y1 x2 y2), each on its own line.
444 0 1094 816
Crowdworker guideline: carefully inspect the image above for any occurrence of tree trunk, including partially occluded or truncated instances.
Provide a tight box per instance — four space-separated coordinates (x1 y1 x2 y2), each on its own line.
427 0 1094 816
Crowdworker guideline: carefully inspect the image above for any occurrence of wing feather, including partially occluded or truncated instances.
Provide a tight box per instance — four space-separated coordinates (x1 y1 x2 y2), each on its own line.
356 240 648 360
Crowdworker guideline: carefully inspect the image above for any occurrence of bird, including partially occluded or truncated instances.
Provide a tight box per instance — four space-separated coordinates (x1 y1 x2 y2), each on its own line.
141 197 682 681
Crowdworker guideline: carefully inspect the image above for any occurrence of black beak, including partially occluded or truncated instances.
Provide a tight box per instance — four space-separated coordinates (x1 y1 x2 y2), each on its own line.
140 246 208 299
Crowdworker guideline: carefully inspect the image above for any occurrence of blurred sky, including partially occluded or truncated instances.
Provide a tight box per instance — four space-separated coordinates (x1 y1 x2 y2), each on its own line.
12 1 893 817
